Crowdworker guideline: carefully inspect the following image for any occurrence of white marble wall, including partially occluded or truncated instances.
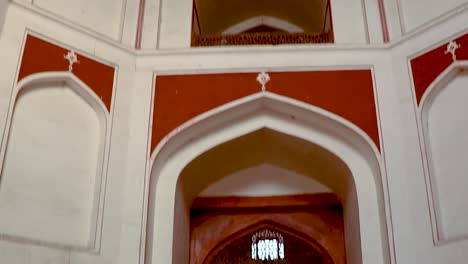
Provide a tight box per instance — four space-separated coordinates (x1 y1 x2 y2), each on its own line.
425 70 468 242
200 163 331 197
0 3 138 263
0 0 467 263
14 0 126 41
330 0 369 44
398 0 468 32
0 0 7 35
0 82 102 249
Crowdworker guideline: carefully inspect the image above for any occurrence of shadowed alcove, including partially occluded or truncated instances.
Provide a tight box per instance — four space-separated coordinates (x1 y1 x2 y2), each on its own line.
191 0 333 46
181 128 350 264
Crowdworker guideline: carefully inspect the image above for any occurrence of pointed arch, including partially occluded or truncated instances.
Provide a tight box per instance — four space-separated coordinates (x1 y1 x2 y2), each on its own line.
0 71 109 250
419 61 468 110
419 61 468 244
222 16 304 35
15 71 109 115
144 92 391 264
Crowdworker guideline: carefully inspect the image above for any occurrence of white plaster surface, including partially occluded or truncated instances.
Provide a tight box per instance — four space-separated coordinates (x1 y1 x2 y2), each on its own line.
157 0 192 49
399 0 468 32
387 19 468 261
0 0 7 36
363 0 383 43
330 0 368 44
426 71 468 241
200 163 331 197
0 4 136 264
32 0 126 40
0 241 30 264
140 0 161 49
29 245 70 264
120 0 140 47
0 84 101 248
383 0 403 40
1 0 468 263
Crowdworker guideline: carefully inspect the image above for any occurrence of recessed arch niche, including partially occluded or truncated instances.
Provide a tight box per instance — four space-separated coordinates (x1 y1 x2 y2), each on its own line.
199 163 332 197
192 0 329 35
191 0 333 46
420 61 468 243
187 129 347 264
145 92 390 264
0 72 108 249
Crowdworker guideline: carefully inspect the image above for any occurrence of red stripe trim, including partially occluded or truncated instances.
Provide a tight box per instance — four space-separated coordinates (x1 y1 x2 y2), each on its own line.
378 0 390 43
135 0 146 49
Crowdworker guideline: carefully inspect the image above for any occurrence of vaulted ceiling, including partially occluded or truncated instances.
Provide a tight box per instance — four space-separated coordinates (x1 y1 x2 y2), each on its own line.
194 0 328 34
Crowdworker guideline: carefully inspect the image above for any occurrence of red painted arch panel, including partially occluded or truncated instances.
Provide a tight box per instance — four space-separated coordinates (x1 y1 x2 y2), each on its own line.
411 33 468 105
18 34 115 111
152 70 380 152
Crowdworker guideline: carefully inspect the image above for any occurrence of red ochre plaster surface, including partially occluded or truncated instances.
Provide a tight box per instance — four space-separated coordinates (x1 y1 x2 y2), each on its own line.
411 33 468 105
18 34 115 111
152 70 380 152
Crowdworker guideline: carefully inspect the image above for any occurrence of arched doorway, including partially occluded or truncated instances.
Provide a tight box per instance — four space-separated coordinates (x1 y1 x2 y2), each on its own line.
145 93 390 264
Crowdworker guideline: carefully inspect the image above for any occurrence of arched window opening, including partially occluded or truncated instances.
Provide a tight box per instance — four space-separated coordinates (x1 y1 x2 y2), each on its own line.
191 0 333 46
214 229 331 264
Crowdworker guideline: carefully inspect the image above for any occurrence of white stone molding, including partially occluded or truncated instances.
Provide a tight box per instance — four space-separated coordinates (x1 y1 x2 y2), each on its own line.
419 61 468 110
418 61 468 245
144 92 391 264
396 0 468 35
12 0 128 42
222 16 304 35
0 71 110 252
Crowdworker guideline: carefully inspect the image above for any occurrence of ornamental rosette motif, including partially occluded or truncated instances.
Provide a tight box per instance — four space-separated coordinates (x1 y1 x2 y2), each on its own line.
257 71 271 92
64 50 79 72
445 40 461 61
